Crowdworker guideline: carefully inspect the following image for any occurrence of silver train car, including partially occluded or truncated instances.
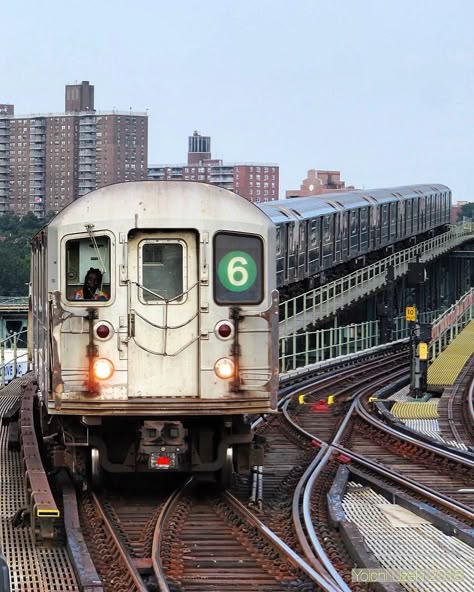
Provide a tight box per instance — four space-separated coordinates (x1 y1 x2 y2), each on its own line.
259 184 452 295
29 181 278 484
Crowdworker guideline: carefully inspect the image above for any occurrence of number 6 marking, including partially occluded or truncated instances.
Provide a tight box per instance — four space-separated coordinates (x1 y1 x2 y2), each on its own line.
227 256 248 287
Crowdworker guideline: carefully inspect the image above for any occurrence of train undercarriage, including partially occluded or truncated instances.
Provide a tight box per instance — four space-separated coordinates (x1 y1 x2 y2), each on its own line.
41 411 265 489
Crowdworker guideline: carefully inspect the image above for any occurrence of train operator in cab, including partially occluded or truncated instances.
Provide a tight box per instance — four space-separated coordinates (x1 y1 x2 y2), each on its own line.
75 268 109 301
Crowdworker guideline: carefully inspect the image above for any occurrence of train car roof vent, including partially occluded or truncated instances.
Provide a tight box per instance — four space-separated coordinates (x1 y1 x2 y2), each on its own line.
276 207 290 218
322 198 344 210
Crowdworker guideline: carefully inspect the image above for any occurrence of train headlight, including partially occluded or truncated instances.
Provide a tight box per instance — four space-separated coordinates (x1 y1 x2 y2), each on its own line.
93 358 114 380
214 358 235 379
214 320 234 340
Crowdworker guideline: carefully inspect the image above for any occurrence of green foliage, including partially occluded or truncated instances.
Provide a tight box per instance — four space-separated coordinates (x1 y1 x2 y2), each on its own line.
457 202 474 221
0 213 47 296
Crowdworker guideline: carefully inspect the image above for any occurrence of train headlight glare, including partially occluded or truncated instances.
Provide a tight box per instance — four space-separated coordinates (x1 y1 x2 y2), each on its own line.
214 358 235 379
93 358 114 380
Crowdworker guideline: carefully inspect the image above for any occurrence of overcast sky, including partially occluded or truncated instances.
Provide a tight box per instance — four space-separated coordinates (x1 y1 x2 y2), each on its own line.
2 0 473 201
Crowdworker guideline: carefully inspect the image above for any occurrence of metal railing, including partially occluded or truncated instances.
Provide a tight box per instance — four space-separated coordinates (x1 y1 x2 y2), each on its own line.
279 309 442 373
280 223 474 337
0 329 29 387
430 287 474 357
0 296 28 306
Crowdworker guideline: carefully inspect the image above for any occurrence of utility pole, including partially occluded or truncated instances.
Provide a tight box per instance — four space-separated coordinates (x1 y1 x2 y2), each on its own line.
378 265 395 343
406 256 431 399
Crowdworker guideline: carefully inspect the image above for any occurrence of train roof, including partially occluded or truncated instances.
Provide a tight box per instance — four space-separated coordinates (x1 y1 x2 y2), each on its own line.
281 184 451 211
42 180 273 236
258 198 337 221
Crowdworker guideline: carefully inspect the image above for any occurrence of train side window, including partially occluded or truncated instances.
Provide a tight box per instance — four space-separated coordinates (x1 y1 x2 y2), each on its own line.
360 208 367 232
310 219 318 246
382 205 388 224
139 240 185 303
350 210 357 235
299 224 305 246
65 235 111 301
323 216 331 241
276 226 281 254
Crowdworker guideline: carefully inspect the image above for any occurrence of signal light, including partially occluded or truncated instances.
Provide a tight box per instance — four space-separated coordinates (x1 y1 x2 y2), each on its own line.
93 358 114 380
215 320 234 340
214 358 235 379
96 324 110 339
94 321 114 340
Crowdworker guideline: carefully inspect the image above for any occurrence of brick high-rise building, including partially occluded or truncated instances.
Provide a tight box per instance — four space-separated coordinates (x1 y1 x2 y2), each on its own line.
65 81 95 113
148 132 279 203
0 82 148 217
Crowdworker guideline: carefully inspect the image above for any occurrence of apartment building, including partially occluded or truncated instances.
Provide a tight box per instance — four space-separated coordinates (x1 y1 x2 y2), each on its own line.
0 82 148 216
148 131 279 203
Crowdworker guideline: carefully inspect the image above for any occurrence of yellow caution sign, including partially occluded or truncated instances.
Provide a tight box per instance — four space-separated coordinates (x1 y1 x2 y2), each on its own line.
418 342 428 361
327 395 335 405
298 394 306 405
405 306 417 322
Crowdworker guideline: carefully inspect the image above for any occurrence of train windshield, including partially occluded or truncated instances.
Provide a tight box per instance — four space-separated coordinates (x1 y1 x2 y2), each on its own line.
139 240 186 303
65 235 111 301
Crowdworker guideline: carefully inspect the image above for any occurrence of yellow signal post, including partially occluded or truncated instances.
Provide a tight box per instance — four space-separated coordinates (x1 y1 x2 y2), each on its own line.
327 395 335 406
298 394 306 405
418 342 428 361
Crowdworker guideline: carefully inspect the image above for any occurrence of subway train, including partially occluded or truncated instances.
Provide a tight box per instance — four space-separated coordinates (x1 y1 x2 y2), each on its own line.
29 181 279 486
258 184 452 297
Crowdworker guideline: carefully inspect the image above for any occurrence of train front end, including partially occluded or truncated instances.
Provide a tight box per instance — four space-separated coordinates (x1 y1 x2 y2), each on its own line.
31 181 278 483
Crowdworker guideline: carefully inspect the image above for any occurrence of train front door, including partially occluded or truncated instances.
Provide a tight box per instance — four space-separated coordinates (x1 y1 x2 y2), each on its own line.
126 231 199 398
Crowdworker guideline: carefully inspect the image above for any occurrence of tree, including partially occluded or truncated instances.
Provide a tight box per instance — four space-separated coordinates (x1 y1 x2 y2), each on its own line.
0 214 47 296
457 202 474 221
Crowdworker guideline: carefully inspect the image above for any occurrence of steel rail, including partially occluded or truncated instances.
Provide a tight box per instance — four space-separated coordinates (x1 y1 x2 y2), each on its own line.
469 375 474 432
90 492 149 592
447 355 474 446
354 391 474 468
151 482 189 592
223 490 342 592
279 362 408 591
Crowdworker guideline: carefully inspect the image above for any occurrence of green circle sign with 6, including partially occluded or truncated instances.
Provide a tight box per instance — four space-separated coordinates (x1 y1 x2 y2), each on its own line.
218 251 257 292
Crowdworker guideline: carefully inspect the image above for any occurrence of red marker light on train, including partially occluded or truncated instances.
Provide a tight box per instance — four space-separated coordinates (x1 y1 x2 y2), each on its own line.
94 321 114 340
96 324 110 339
215 321 234 340
157 456 170 466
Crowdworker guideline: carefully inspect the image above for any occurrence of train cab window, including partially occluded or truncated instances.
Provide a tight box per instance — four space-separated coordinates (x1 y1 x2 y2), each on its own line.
139 241 185 303
65 235 111 301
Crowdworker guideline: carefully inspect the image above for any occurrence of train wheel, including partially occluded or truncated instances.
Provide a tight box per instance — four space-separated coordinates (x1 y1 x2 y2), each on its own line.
217 447 234 489
90 447 103 490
